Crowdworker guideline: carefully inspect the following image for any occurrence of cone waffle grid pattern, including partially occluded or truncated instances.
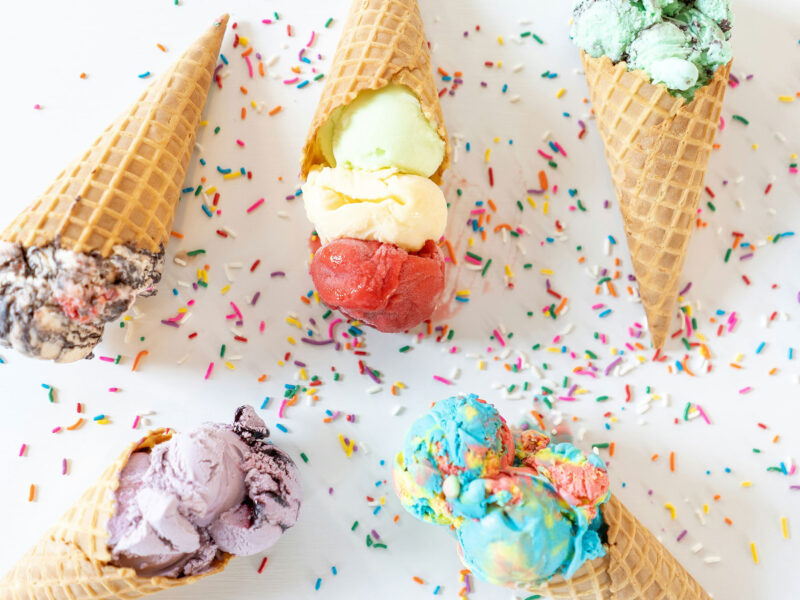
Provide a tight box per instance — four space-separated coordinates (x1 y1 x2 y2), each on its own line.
534 495 710 600
582 53 729 348
0 18 227 257
300 0 449 182
0 433 230 599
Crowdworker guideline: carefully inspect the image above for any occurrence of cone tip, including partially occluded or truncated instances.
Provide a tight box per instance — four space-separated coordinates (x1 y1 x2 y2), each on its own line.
215 14 230 28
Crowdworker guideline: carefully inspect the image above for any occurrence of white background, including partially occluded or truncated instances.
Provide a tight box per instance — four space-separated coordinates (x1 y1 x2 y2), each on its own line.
1 1 799 599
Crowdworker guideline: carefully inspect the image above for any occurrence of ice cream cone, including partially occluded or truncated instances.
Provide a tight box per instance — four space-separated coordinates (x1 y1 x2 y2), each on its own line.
299 0 450 183
532 494 710 600
0 429 231 600
1 15 229 258
582 52 730 348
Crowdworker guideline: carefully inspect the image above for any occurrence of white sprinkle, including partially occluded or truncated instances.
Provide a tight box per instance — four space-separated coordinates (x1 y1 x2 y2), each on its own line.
692 542 703 553
366 386 382 395
511 64 524 73
277 211 289 218
176 354 189 365
222 226 238 238
509 94 521 103
173 257 187 266
577 427 587 441
703 556 721 564
450 367 461 380
775 131 787 142
392 406 405 416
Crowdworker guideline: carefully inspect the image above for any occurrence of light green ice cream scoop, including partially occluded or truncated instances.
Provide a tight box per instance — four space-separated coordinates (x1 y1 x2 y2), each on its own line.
627 22 699 91
317 84 445 178
570 0 661 62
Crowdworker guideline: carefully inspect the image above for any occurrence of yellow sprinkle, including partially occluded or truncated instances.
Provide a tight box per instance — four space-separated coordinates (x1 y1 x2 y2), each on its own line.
576 388 588 395
546 347 561 353
781 516 789 539
778 95 794 102
394 381 407 389
527 196 536 209
485 148 491 162
543 201 549 215
225 361 235 370
741 481 753 487
380 496 386 505
556 88 566 98
299 368 307 381
205 186 217 195
611 347 619 355
220 285 230 294
750 542 758 564
505 264 514 278
251 100 258 108
199 120 208 126
285 317 302 329
541 268 554 275
664 503 676 519
223 171 242 180
497 35 504 45
609 416 618 423
637 355 647 363
685 305 693 316
456 290 470 296
238 36 249 46
493 137 500 143
496 60 502 68
178 307 187 314
338 433 354 457
752 144 758 150
703 504 709 514
468 237 474 247
287 337 296 345
277 360 284 366
696 332 707 341
735 353 744 362
477 360 486 370
313 290 320 303
96 419 110 425
792 153 798 160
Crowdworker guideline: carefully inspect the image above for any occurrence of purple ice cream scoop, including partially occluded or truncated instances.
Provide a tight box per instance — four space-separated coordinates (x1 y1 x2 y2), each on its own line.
107 406 302 577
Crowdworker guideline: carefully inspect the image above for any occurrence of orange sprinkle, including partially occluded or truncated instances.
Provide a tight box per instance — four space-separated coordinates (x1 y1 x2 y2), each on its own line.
391 386 397 396
714 494 721 501
634 342 646 351
437 67 449 77
66 418 85 431
300 296 311 305
493 223 512 232
241 107 247 119
259 61 265 76
538 170 548 191
606 281 617 297
485 213 492 224
609 442 615 457
268 105 282 116
615 257 620 266
131 350 149 372
555 297 568 315
441 239 457 265
291 65 301 74
578 256 586 264
594 286 601 295
627 285 634 295
427 321 432 336
257 374 267 382
481 230 487 241
651 453 659 461
724 517 733 525
170 231 184 239
28 485 35 502
487 198 497 212
454 71 463 77
393 514 400 523
531 411 546 431
670 451 675 472
768 367 777 375
157 43 167 52
79 72 87 79
413 576 425 585
773 435 780 443
241 47 254 57
729 363 743 369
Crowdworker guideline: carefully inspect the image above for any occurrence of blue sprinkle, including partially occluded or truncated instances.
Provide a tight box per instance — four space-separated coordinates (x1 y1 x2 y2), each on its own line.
93 415 105 421
331 566 338 575
604 423 610 430
373 505 381 515
172 288 178 296
182 187 194 194
217 166 232 174
562 111 570 117
275 423 288 433
546 237 555 243
261 397 270 409
548 140 559 153
466 142 471 152
509 139 514 145
715 309 726 316
379 459 385 466
756 341 766 354
501 83 508 93
568 188 577 197
598 309 612 318
297 80 310 89
0 357 4 364
315 578 321 591
789 348 794 360
295 188 304 196
240 167 247 175
199 158 206 166
201 204 213 218
442 75 452 82
41 383 51 389
138 71 151 78
547 72 558 79
220 53 228 65
675 360 684 372
608 235 617 245
725 467 731 473
433 586 440 595
301 56 311 64
455 296 469 303
375 480 382 487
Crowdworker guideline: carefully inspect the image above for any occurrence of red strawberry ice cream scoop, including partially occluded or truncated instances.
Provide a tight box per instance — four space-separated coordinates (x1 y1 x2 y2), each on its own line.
310 237 445 333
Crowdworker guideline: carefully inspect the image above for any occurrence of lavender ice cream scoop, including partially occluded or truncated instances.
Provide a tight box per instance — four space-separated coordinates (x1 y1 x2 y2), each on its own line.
107 406 302 578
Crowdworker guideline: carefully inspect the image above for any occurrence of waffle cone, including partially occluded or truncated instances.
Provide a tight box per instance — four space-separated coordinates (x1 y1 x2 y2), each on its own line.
0 429 231 600
299 0 450 183
0 15 229 257
532 495 710 600
582 52 730 348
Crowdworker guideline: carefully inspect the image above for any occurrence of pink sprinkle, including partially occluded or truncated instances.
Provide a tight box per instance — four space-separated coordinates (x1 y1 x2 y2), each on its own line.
591 303 605 310
695 404 711 425
52 427 62 434
262 19 273 24
493 329 506 347
62 459 68 475
247 198 265 213
99 356 115 362
558 396 577 402
259 321 266 333
132 415 141 430
283 77 300 85
18 444 26 457
204 362 215 380
236 139 245 147
306 31 316 47
552 335 561 344
553 141 567 157
33 104 42 110
279 399 288 419
537 149 554 160
469 208 486 215
108 387 119 392
244 55 254 78
739 387 752 394
449 346 457 354
719 116 726 131
464 255 482 266
433 375 453 385
230 302 244 321
328 318 342 339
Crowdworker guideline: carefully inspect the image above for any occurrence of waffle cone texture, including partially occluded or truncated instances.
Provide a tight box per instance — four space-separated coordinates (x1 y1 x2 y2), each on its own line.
0 429 231 600
532 495 710 600
0 15 229 257
299 0 450 183
582 53 730 348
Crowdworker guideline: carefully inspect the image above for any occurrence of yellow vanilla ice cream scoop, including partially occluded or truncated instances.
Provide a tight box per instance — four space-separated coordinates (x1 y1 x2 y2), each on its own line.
317 84 446 178
303 167 447 252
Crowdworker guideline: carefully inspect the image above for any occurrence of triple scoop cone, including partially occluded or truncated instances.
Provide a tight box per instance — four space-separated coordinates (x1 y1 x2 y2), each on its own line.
1 15 229 256
533 495 710 600
299 0 450 182
0 430 231 600
582 52 730 348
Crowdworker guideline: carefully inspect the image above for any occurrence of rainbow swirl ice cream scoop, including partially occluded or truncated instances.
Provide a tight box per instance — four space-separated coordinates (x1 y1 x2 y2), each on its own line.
393 395 610 587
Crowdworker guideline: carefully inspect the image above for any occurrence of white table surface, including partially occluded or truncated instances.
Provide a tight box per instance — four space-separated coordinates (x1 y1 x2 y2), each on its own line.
1 1 798 598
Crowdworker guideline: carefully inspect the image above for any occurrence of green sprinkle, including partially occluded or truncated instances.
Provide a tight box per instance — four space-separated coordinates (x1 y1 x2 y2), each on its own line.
532 34 543 44
516 200 524 211
324 17 333 27
542 397 552 409
724 248 732 262
596 396 609 402
399 345 411 353
682 337 691 351
214 126 220 134
333 372 340 381
548 160 558 169
562 376 569 387
220 344 226 358
373 543 388 549
684 402 692 421
115 355 121 365
313 73 325 81
523 263 533 269
585 350 597 359
366 534 373 547
597 276 611 285
520 31 531 38
541 387 553 395
481 258 492 277
322 309 332 319
466 251 483 261
194 185 203 197
351 521 359 531
592 443 610 449
732 114 749 125
456 188 462 196
197 280 208 288
532 343 540 350
447 329 455 340
187 249 206 256
300 452 309 463
577 199 586 211
524 595 543 600
48 388 55 403
753 448 761 453
707 201 716 212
